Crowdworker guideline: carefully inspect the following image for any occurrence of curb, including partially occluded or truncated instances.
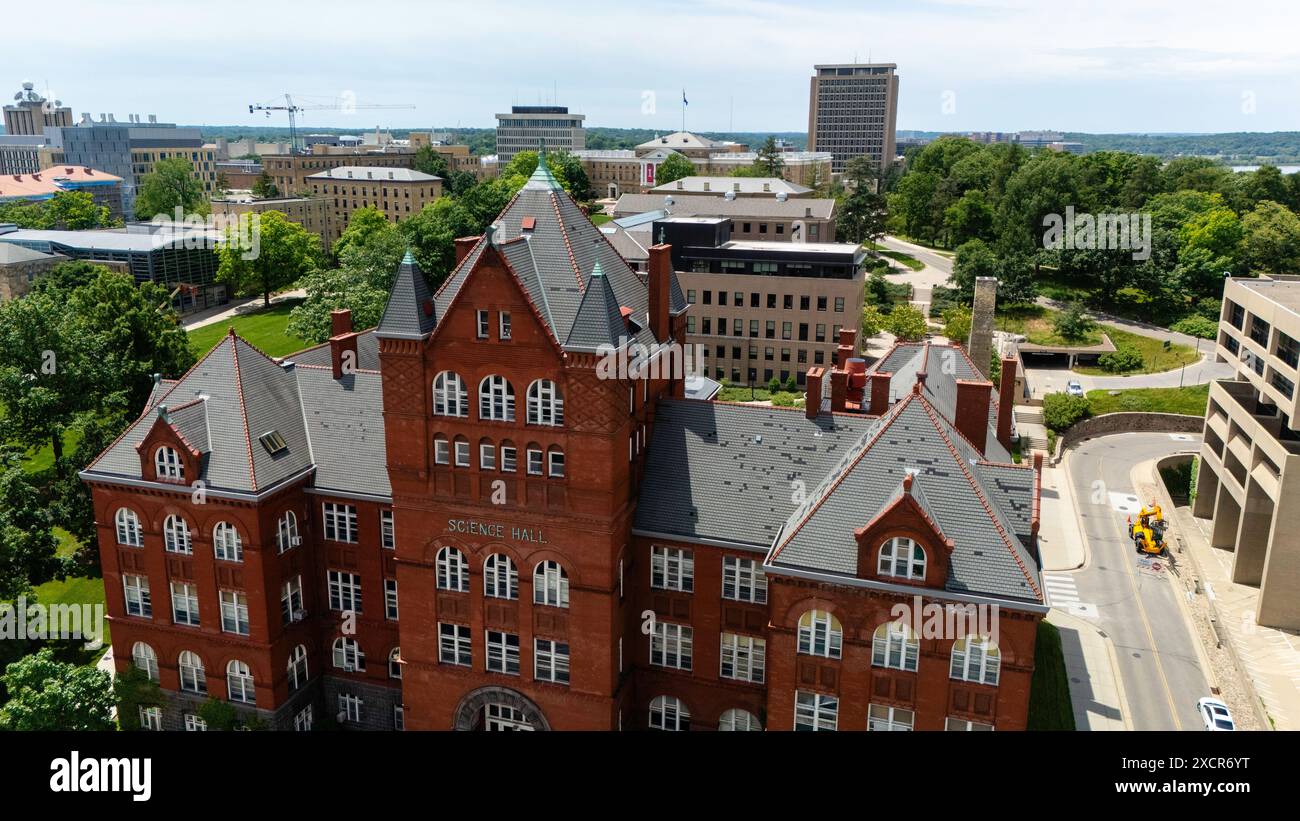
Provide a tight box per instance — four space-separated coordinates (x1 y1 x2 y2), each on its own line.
1054 449 1091 571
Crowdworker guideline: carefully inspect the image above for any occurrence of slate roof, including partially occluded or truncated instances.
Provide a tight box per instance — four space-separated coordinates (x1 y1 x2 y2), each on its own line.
565 263 629 351
82 330 389 499
613 193 836 220
291 329 381 371
767 391 1042 604
376 251 435 339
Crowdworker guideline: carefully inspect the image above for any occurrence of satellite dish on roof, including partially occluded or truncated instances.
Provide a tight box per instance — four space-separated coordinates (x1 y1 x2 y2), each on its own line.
724 190 736 201
775 191 788 202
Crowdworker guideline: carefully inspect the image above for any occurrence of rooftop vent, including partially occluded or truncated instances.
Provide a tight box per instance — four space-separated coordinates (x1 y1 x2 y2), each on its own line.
258 430 288 456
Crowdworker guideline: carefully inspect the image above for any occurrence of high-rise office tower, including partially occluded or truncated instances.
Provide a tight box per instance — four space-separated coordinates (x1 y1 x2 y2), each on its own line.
807 63 899 174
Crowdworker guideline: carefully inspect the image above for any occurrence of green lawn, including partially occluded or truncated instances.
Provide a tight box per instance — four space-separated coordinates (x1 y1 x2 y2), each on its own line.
995 305 1105 347
864 243 925 271
1027 620 1075 731
717 386 805 407
188 298 310 359
1074 326 1200 376
590 213 613 226
1085 383 1210 417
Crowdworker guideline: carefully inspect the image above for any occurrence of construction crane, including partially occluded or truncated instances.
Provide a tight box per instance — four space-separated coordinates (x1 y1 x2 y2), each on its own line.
247 94 416 153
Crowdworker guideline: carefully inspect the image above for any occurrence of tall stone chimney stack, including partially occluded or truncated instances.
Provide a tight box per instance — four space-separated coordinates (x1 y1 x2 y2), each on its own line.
968 276 998 378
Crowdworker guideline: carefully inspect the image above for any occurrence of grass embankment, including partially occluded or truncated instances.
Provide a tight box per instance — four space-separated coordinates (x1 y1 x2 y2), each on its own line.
187 298 309 359
1073 326 1200 376
716 386 805 408
1027 620 1076 731
996 305 1105 347
1085 384 1210 417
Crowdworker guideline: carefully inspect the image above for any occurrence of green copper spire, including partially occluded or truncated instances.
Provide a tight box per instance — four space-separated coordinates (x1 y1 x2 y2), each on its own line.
401 247 415 266
591 261 604 278
525 140 562 190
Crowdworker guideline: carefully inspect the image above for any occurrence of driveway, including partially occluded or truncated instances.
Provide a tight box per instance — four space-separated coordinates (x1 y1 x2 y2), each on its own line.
183 288 306 330
876 235 953 317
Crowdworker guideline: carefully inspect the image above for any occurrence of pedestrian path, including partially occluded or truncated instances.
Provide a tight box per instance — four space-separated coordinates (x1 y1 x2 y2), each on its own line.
1043 572 1098 621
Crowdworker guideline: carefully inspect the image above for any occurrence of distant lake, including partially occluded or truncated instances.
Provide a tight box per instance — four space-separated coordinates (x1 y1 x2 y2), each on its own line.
1231 165 1300 173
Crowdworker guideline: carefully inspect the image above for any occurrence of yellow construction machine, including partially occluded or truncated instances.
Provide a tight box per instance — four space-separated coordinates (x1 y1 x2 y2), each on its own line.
1127 502 1167 556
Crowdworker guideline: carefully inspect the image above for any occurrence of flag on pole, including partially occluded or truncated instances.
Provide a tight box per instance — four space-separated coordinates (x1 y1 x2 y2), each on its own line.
682 90 688 107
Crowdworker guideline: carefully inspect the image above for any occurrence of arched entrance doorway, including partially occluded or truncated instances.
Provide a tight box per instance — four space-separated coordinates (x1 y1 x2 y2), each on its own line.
452 686 550 731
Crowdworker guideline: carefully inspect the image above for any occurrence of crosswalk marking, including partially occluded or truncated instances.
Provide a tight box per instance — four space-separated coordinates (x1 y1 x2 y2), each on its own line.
1043 572 1098 620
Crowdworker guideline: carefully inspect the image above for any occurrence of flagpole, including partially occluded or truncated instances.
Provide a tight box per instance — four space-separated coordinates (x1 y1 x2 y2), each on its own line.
681 89 685 133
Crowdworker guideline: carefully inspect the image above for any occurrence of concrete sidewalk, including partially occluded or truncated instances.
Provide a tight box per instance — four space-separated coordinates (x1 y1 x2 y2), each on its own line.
1046 608 1131 730
1037 461 1087 571
183 288 305 330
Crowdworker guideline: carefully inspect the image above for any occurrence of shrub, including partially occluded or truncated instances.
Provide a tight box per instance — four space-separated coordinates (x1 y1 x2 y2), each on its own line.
1170 314 1217 339
768 377 780 393
1043 392 1091 432
886 303 928 341
1098 344 1143 373
942 305 972 345
1052 301 1094 342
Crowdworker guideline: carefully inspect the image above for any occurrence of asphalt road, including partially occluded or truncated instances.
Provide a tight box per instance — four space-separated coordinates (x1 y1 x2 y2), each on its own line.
1064 432 1211 730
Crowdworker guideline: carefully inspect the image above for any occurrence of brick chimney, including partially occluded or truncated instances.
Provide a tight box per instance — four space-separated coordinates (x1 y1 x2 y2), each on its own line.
997 355 1018 451
968 276 998 378
830 367 848 412
648 243 672 343
869 371 892 415
329 309 358 379
836 326 857 366
454 236 480 266
805 366 825 419
954 379 993 454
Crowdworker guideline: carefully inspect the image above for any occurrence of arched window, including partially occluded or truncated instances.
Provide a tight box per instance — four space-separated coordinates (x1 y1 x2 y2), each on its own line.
213 521 243 562
178 650 206 694
287 644 309 691
951 635 1001 686
878 536 926 581
526 379 565 426
226 660 254 703
872 621 919 672
797 610 842 658
484 553 518 600
277 510 299 553
533 560 569 608
436 547 470 592
389 648 402 679
432 371 468 417
163 515 191 554
131 641 158 682
648 695 690 731
115 508 143 547
155 446 184 480
333 637 365 672
718 708 762 731
479 375 516 422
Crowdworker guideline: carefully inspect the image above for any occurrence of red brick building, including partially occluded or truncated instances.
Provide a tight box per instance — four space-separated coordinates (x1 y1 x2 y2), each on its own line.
82 156 1046 732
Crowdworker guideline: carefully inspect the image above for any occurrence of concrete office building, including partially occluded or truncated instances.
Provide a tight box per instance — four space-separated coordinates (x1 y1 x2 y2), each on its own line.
494 106 585 164
1195 275 1300 629
306 166 442 229
4 81 72 136
0 135 49 175
612 191 837 243
808 63 899 173
262 151 416 199
658 215 866 387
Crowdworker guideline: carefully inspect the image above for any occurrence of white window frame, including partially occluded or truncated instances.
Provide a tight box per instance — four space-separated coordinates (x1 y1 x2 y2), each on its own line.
720 633 766 683
650 621 693 671
868 703 915 731
115 508 143 547
389 647 403 679
219 589 249 635
139 705 163 731
533 560 569 608
436 547 470 592
280 575 303 625
478 375 516 422
123 574 152 618
171 581 200 626
794 690 838 731
327 569 362 613
380 510 395 549
294 704 314 731
277 510 299 553
288 644 309 691
384 578 399 620
526 447 543 476
499 311 512 340
950 635 1001 686
163 514 191 554
178 650 206 694
333 636 365 672
533 638 570 685
155 446 184 480
651 545 694 593
226 659 254 703
722 555 767 603
432 370 468 417
797 610 842 658
526 379 564 426
486 630 521 676
872 621 919 672
484 553 518 600
213 521 243 562
718 708 762 731
878 536 926 581
501 444 517 472
434 436 450 465
480 442 497 470
648 695 690 731
338 693 363 724
131 641 159 682
476 309 489 339
322 502 358 543
438 622 471 666
454 437 471 467
946 717 994 731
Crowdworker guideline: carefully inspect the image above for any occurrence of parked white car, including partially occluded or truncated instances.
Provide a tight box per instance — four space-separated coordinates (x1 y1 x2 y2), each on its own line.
1196 697 1235 731
1065 380 1085 397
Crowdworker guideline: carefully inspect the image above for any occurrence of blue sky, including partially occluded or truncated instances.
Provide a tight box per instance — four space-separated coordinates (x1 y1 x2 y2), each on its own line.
8 0 1299 134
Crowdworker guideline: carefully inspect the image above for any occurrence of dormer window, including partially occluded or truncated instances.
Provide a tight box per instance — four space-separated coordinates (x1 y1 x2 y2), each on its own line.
155 446 184 480
878 537 926 581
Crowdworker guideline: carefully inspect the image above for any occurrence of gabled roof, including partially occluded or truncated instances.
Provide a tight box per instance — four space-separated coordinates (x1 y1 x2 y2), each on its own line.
767 390 1042 604
376 250 436 340
565 262 628 351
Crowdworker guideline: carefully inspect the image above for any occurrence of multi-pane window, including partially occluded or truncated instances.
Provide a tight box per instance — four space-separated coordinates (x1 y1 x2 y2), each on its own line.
338 693 363 724
281 575 303 625
323 503 358 543
476 309 489 339
486 631 520 675
287 644 309 691
163 515 191 554
455 437 471 467
381 510 395 549
534 638 570 684
123 574 152 618
548 448 565 478
139 706 163 731
155 446 184 480
878 536 926 580
227 660 254 703
389 647 403 679
436 547 470 592
394 705 405 731
219 590 250 635
872 621 919 671
533 561 569 608
328 570 362 613
945 717 994 731
501 444 517 472
527 447 543 476
480 441 497 470
178 650 206 694
868 703 915 731
527 379 565 426
718 708 762 731
650 621 693 670
294 705 314 732
132 641 159 682
434 436 450 465
648 695 690 731
115 508 143 547
650 545 694 592
797 610 842 658
171 582 200 626
277 510 299 553
439 623 472 666
384 578 399 620
213 521 243 562
722 556 767 603
499 311 512 340
479 375 516 422
720 633 766 683
432 371 468 416
333 637 365 671
794 691 838 731
950 636 1001 686
484 553 518 599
